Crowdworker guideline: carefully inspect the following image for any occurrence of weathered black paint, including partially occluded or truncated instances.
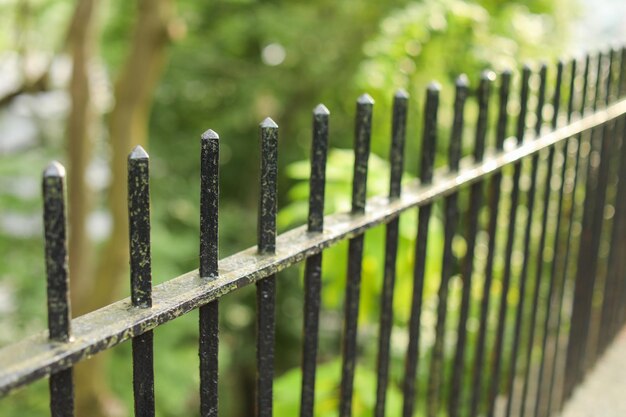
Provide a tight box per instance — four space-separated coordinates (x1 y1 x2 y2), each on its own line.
450 72 493 417
442 75 470 417
340 94 373 417
467 69 511 417
1 59 626 417
199 129 220 417
128 146 155 417
43 161 74 417
487 66 531 417
402 82 439 417
132 331 155 417
433 75 470 417
564 52 610 403
129 146 152 308
556 54 593 410
300 104 329 417
256 117 278 417
374 90 408 417
533 60 564 417
546 55 590 410
504 64 548 417
200 129 220 279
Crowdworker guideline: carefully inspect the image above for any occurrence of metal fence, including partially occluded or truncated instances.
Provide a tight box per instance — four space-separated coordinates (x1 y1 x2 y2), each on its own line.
1 47 626 417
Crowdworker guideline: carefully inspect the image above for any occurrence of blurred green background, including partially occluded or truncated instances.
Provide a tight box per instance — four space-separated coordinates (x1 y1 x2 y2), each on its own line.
0 0 623 416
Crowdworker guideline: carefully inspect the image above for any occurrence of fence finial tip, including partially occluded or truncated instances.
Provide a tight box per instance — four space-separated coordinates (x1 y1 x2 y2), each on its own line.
357 93 374 105
313 103 330 115
427 81 441 92
260 117 278 128
455 74 469 88
43 161 66 178
129 145 149 160
394 89 409 99
481 70 496 82
201 129 220 140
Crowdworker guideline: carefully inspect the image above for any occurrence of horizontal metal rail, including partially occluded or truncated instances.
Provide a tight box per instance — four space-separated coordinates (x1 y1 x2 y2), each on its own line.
0 98 625 397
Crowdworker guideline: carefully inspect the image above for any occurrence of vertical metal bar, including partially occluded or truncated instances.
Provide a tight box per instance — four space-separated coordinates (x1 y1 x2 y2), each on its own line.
608 48 626 340
401 83 439 417
546 55 590 415
487 66 532 417
596 48 621 358
534 60 573 417
300 104 329 417
608 114 626 337
504 64 547 417
256 118 279 417
374 90 408 417
586 50 616 365
433 75 468 417
522 61 563 417
615 48 626 329
339 94 373 417
43 161 74 417
564 51 610 402
467 70 511 417
128 145 155 417
199 129 220 417
449 73 491 417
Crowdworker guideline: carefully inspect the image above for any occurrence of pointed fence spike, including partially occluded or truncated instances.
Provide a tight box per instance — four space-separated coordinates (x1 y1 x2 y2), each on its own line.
256 117 279 417
129 145 149 160
394 89 409 100
308 105 329 232
455 74 469 88
350 93 374 213
356 93 375 105
199 128 220 417
128 147 152 308
43 160 75 417
427 81 441 92
481 70 497 82
127 146 155 417
200 129 220 279
44 161 66 178
388 89 409 199
43 161 71 341
260 117 278 129
201 129 220 141
313 103 330 116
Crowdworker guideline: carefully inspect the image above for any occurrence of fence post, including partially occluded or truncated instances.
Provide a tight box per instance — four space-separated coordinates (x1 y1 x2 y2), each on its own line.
43 161 74 417
339 94 373 417
199 129 220 417
128 145 155 417
256 117 278 417
300 104 329 417
402 82 439 417
375 90 409 417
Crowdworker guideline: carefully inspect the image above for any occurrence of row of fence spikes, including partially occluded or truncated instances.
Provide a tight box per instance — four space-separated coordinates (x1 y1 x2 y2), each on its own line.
39 48 626 416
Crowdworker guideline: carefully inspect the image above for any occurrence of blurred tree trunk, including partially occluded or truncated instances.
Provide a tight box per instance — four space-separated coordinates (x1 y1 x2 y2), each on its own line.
67 0 98 311
70 1 176 416
90 0 175 312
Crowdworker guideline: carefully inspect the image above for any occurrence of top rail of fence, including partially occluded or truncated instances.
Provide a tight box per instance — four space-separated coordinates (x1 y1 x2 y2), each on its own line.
0 97 625 396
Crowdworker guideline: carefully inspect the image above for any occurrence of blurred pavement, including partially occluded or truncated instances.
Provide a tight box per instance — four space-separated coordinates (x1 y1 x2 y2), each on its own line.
560 328 626 417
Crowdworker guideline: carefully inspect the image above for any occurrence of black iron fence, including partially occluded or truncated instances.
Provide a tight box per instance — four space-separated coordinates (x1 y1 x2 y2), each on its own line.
1 46 626 417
